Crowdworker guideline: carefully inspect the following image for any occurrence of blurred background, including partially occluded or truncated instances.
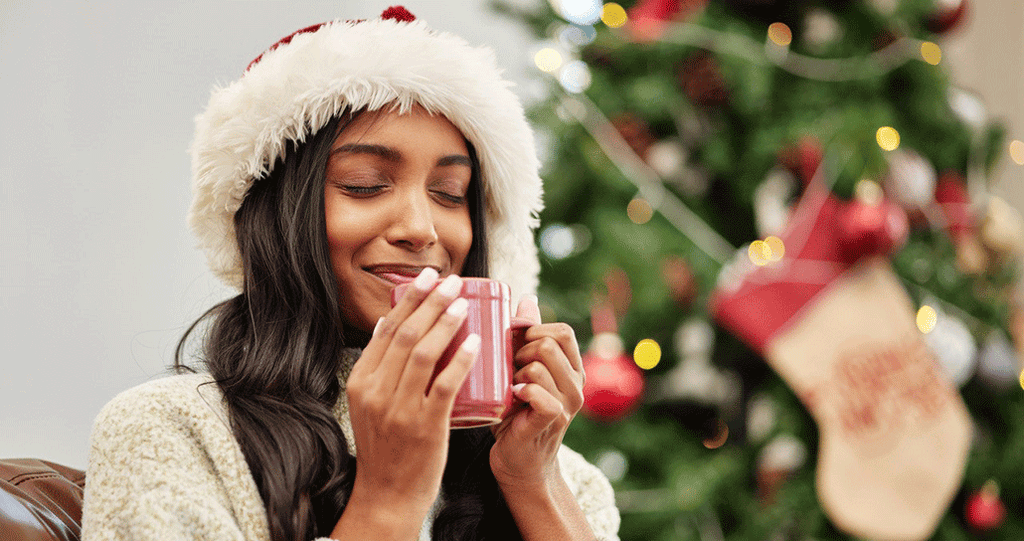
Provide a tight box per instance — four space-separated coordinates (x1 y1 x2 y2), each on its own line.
2 1 1022 540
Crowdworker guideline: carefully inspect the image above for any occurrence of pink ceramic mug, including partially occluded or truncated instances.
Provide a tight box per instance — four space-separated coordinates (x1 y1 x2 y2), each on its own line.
391 277 532 428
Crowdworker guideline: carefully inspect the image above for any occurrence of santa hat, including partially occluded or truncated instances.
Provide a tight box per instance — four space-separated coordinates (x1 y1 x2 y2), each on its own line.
189 6 543 301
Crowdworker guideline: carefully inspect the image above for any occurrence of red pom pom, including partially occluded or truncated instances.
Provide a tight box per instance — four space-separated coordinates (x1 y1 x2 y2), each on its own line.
381 6 416 22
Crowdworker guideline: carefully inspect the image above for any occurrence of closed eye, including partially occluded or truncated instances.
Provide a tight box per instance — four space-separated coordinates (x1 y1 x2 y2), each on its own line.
341 184 387 196
432 190 467 207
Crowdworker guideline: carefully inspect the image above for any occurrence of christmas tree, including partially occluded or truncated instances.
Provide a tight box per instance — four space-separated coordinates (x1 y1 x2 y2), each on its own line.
494 0 1024 539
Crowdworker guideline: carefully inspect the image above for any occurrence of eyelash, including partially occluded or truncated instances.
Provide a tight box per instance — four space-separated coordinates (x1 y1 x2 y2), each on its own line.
337 184 467 206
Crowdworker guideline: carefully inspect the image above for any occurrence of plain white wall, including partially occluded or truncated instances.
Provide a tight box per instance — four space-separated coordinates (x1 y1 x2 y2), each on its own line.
2 0 1020 469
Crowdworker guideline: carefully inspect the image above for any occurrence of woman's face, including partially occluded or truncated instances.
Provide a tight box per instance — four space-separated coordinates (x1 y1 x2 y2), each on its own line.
324 105 474 333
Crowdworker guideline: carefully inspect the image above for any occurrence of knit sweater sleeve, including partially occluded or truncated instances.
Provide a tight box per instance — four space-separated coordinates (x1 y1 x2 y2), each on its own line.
82 375 271 541
557 445 621 541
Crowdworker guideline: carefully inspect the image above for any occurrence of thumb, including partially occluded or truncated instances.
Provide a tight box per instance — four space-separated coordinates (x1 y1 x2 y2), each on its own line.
515 294 542 324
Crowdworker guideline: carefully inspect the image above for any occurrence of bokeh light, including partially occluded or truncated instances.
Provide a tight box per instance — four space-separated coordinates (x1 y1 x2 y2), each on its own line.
767 22 792 46
764 236 785 261
703 419 729 449
876 126 901 151
601 3 628 28
559 60 592 93
855 179 884 205
917 305 937 334
633 339 662 370
534 48 563 72
1010 140 1024 165
540 224 575 259
555 0 602 25
748 240 771 266
627 198 654 224
559 24 597 47
920 41 942 65
594 449 628 482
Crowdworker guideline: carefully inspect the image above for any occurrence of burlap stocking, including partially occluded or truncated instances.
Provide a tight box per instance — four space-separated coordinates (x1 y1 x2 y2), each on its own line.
712 183 971 541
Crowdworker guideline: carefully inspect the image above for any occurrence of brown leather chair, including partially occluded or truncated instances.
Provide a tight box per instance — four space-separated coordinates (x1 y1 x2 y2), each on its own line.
0 459 85 541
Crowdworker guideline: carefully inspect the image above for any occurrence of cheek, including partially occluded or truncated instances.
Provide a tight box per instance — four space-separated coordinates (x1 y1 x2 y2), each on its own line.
323 195 373 275
442 210 474 272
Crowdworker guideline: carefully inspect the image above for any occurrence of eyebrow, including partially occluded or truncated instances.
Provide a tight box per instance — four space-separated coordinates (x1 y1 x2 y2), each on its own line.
332 143 471 168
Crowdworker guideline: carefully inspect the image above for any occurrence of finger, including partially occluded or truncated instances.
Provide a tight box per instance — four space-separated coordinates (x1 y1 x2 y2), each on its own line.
514 338 583 413
425 333 481 417
515 294 542 325
393 296 470 401
359 267 439 374
375 274 464 394
509 382 565 433
524 323 584 378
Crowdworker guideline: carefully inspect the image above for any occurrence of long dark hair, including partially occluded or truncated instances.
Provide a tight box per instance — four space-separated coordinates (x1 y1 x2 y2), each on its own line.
176 111 522 540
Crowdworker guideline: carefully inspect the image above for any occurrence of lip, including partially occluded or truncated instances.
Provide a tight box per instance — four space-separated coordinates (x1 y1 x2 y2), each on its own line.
364 264 441 285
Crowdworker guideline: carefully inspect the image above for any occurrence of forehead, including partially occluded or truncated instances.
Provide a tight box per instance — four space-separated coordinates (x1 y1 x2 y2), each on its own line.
334 105 468 151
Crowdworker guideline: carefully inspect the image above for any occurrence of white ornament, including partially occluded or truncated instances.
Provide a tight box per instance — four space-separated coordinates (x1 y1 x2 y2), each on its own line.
885 149 937 210
924 309 977 387
675 318 715 357
654 320 740 408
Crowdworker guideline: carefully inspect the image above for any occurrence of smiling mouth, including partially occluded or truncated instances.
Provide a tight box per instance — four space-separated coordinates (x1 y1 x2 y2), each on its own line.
364 265 440 285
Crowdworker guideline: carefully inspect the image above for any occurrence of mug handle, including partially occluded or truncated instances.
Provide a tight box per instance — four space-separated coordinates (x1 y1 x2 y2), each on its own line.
509 316 534 354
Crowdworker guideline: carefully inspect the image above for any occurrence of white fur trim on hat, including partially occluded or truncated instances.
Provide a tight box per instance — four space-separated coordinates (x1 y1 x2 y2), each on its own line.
188 10 543 302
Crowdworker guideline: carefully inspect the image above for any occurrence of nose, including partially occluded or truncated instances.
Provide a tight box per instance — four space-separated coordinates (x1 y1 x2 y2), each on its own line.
386 187 438 252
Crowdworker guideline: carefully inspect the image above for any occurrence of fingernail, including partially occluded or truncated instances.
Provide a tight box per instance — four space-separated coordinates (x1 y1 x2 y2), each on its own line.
437 274 463 298
461 333 481 354
446 297 468 317
527 294 539 306
414 267 439 291
511 383 526 396
373 317 384 337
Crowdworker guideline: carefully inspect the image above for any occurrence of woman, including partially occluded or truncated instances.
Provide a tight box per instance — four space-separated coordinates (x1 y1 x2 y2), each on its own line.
82 6 619 541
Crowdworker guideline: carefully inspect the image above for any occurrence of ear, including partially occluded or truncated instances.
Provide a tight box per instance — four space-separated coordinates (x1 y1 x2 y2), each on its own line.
514 294 542 324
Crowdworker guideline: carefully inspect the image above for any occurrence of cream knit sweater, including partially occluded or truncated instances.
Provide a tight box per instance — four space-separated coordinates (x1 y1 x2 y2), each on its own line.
82 372 621 541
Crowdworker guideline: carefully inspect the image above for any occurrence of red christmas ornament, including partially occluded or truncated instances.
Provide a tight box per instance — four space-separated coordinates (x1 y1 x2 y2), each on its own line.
965 481 1006 531
839 196 908 261
926 0 969 34
582 339 645 421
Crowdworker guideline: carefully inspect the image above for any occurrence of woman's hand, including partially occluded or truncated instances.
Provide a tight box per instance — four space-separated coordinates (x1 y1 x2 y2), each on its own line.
489 295 586 490
335 269 479 539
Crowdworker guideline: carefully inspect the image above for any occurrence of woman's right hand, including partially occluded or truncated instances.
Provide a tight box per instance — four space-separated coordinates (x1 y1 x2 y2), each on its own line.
332 268 478 539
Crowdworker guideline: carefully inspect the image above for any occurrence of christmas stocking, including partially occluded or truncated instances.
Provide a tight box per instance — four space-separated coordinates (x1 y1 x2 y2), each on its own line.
711 181 971 541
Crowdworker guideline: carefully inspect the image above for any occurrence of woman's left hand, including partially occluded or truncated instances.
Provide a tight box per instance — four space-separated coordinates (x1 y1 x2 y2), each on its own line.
490 295 585 489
